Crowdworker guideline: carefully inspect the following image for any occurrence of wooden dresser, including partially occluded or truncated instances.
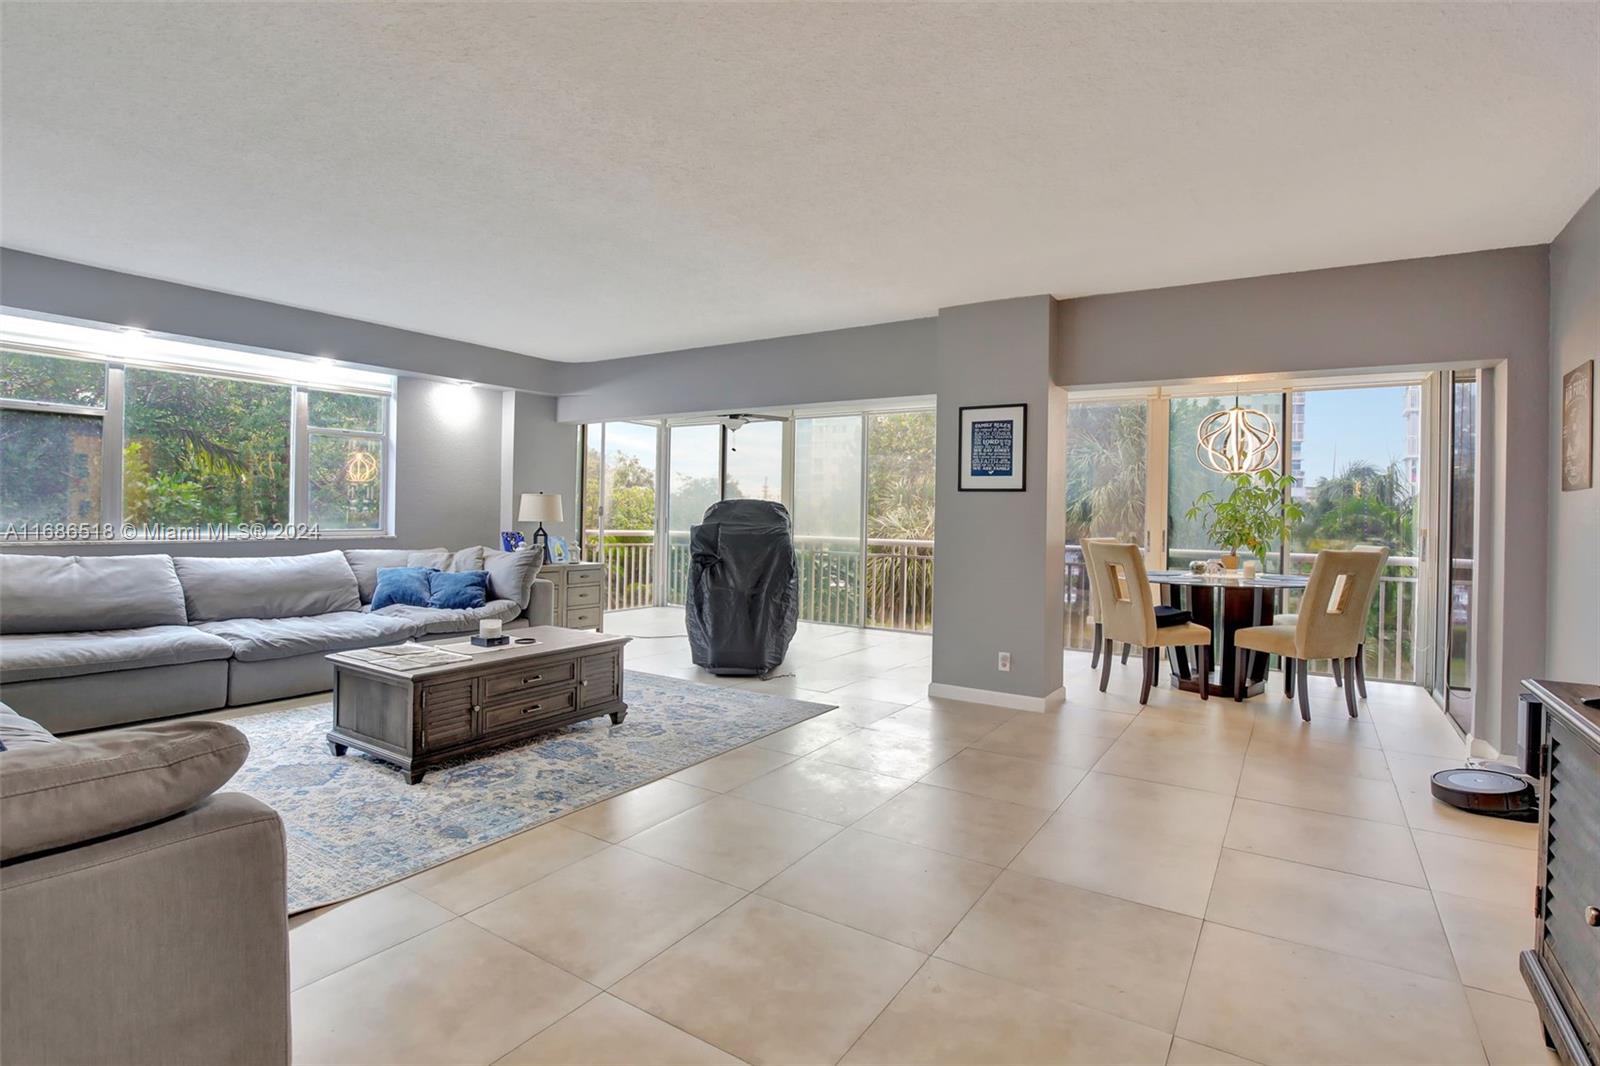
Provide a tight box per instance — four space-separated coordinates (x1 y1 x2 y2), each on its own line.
1522 678 1600 1066
541 561 606 630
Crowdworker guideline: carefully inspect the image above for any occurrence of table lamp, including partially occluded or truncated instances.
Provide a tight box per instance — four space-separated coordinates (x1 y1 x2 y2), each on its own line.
517 492 564 563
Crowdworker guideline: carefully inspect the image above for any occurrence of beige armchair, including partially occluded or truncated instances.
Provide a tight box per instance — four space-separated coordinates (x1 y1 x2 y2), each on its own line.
1234 548 1388 719
1084 540 1212 705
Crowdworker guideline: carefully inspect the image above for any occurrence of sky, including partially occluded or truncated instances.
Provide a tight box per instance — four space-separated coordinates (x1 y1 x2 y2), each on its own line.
1296 386 1413 485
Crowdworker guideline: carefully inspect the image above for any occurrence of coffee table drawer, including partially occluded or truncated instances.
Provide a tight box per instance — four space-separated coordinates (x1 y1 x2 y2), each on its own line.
482 659 577 701
481 686 577 733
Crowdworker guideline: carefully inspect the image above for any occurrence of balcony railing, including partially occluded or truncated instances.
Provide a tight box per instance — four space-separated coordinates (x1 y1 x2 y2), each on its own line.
584 531 934 631
1064 547 1422 683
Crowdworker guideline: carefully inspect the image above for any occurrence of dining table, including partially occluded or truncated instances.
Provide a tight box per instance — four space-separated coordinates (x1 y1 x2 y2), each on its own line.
1145 568 1309 699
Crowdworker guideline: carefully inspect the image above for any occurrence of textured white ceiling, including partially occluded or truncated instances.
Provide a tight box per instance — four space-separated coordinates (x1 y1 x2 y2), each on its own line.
2 3 1596 362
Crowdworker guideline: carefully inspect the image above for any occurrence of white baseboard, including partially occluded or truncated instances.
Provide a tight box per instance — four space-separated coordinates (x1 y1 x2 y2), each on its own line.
926 682 1065 714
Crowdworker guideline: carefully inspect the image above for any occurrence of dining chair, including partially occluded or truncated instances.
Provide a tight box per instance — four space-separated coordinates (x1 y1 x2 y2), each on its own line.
1234 548 1388 719
1273 545 1390 701
1083 537 1126 670
1084 540 1213 705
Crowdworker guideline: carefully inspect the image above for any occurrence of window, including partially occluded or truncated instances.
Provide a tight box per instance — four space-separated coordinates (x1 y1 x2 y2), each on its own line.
0 351 107 525
0 316 395 540
307 390 387 531
724 420 783 502
1167 392 1286 570
123 367 291 525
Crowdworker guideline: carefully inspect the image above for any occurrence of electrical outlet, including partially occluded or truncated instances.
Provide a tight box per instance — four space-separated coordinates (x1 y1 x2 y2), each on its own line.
998 652 1011 672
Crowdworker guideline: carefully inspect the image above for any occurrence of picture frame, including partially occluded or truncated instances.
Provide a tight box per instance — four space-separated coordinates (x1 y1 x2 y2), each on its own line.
547 535 570 564
1561 359 1593 492
958 403 1027 491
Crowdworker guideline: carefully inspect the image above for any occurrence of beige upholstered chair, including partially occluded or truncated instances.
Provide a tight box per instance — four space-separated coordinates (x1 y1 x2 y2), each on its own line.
1272 545 1390 701
1084 540 1212 705
1235 548 1388 719
1082 537 1128 670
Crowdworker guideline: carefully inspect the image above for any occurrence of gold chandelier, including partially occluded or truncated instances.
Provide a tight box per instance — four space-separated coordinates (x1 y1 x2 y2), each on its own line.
1195 398 1279 475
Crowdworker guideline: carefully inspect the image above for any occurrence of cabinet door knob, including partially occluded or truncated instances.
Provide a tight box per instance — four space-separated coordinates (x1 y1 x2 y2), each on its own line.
1586 905 1599 927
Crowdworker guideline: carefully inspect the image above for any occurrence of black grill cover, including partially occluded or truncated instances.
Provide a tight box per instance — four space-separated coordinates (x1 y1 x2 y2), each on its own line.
686 499 799 676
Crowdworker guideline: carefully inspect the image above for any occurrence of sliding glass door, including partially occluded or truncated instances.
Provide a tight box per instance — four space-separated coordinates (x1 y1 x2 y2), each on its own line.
583 404 935 631
1065 383 1431 681
665 424 722 606
866 410 936 630
1427 372 1478 733
793 416 864 625
1064 400 1150 649
581 421 659 610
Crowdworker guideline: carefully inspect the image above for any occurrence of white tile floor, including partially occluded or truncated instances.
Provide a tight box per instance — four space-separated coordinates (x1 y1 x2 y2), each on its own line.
288 608 1553 1066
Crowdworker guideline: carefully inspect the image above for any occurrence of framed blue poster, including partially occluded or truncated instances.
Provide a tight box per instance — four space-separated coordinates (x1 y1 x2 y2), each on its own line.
958 403 1026 491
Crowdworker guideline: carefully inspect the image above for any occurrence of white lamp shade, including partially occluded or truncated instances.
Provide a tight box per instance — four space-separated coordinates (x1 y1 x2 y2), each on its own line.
518 492 564 523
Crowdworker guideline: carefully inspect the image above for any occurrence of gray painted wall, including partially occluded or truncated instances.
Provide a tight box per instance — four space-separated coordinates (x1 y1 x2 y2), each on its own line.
931 296 1066 702
0 249 560 394
1056 246 1551 754
1548 190 1600 682
506 391 581 545
555 317 935 424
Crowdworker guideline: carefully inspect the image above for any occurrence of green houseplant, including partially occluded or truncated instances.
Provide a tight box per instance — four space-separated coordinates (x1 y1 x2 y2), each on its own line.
1185 470 1304 567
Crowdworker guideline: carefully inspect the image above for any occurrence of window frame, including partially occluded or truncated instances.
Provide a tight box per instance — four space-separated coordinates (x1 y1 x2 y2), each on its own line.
0 337 396 542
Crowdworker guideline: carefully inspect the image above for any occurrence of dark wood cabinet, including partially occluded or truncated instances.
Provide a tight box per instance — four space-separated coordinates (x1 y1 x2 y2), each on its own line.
1522 679 1600 1066
327 630 629 784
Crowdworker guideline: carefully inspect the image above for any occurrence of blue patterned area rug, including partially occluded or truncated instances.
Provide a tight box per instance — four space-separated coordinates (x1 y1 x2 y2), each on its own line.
226 671 833 912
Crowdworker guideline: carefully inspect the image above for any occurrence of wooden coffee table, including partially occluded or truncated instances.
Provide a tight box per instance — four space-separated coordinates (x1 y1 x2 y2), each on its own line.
325 626 631 784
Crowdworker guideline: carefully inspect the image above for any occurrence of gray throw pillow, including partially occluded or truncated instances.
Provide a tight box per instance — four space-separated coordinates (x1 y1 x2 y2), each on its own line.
0 720 249 861
482 548 543 609
0 554 189 634
447 547 484 572
173 551 361 621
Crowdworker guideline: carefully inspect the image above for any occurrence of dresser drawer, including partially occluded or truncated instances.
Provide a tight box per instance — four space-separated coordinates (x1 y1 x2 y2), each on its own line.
481 685 577 734
566 606 601 629
566 584 602 608
567 567 603 587
482 659 577 701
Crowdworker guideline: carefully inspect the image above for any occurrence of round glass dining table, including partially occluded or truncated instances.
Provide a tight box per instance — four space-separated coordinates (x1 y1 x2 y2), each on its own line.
1145 569 1309 698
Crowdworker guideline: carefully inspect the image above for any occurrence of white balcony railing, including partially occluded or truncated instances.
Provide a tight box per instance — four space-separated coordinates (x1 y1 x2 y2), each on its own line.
583 531 934 631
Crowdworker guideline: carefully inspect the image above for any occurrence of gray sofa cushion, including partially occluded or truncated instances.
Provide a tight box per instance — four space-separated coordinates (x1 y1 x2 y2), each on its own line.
343 548 455 603
174 551 361 622
0 703 57 749
0 719 249 860
483 549 543 609
0 554 188 634
0 625 236 684
196 611 417 662
373 598 522 636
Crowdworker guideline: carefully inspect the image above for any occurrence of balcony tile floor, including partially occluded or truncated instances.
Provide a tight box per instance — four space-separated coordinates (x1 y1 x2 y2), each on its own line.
289 607 1549 1066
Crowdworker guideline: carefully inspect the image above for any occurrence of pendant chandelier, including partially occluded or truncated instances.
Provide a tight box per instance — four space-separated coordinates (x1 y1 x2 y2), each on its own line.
1195 396 1279 475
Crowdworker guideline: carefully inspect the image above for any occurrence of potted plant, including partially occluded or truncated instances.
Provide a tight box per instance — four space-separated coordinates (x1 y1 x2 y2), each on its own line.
1185 470 1303 569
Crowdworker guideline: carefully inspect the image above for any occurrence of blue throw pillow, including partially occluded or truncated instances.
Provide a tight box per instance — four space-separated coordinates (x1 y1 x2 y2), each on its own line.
372 566 435 610
428 569 490 610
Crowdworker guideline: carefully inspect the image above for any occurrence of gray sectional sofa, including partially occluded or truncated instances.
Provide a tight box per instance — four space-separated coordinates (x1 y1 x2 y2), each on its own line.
0 546 553 733
0 702 290 1065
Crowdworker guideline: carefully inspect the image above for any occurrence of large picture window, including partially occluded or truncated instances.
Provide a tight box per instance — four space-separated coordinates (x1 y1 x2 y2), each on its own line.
0 318 394 539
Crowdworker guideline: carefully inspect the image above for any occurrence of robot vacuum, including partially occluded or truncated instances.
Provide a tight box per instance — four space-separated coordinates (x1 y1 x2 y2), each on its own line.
1429 766 1538 821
